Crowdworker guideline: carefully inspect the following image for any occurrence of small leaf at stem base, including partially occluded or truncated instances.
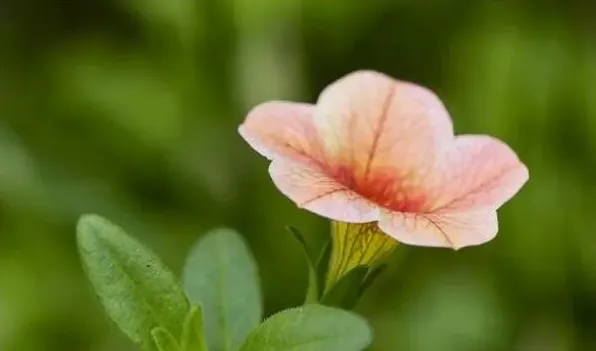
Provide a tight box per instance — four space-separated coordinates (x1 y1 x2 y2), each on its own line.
321 266 368 310
152 328 180 351
180 305 208 351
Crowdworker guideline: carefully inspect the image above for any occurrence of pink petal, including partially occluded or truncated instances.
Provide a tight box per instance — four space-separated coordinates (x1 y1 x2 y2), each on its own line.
378 208 498 249
428 135 529 212
313 70 454 211
239 100 379 222
269 159 379 223
238 101 322 162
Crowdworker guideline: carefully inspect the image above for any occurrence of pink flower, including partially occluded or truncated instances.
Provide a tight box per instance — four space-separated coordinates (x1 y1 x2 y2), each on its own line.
239 70 528 249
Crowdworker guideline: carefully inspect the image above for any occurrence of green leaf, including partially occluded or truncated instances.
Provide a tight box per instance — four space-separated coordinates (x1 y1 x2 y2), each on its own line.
239 305 372 351
316 240 331 295
182 228 262 351
358 264 388 298
181 306 208 351
76 214 189 351
321 266 369 310
152 328 180 351
286 226 319 303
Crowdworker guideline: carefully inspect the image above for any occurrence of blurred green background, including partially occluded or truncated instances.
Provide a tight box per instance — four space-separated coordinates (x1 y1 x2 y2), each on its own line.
1 0 595 350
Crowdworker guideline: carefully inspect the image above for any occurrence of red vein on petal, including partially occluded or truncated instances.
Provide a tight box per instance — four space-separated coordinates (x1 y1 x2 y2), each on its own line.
363 83 396 181
422 214 456 248
298 188 349 207
430 163 524 213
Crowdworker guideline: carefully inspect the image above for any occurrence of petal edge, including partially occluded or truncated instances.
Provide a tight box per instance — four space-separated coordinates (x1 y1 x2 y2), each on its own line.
238 101 320 162
269 159 379 223
378 209 499 249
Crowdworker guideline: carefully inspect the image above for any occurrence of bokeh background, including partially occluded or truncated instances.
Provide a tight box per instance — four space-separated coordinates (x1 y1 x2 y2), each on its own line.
1 0 596 350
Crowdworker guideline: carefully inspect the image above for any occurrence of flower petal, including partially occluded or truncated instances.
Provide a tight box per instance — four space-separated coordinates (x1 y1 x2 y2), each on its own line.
239 100 380 223
313 70 454 211
378 209 498 249
269 159 379 223
314 70 454 176
238 101 321 162
429 135 529 212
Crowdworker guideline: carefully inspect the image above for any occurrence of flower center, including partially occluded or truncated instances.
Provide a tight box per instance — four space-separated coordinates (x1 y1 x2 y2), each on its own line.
332 165 428 213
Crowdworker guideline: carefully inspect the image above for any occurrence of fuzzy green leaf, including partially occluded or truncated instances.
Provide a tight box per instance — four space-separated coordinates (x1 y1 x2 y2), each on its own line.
182 228 262 351
152 328 180 351
240 305 372 351
76 214 189 351
181 306 208 351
